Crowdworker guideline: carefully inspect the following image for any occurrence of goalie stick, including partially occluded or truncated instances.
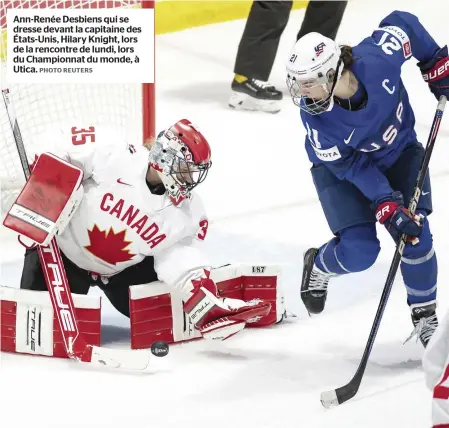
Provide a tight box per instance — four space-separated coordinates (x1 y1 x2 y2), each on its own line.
320 95 447 408
2 87 165 371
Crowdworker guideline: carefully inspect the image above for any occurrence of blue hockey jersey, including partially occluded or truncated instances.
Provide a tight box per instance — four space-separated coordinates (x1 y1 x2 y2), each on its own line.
301 11 441 202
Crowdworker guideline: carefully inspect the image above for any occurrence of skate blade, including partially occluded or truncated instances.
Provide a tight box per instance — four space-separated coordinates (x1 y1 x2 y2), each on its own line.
228 91 281 114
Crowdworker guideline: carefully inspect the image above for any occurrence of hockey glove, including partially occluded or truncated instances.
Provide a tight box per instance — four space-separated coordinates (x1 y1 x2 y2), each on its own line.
183 271 271 341
419 46 449 100
375 191 424 241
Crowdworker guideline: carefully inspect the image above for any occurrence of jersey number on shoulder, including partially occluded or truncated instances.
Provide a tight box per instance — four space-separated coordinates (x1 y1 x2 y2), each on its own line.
197 219 209 241
376 32 402 55
360 102 403 152
71 126 96 145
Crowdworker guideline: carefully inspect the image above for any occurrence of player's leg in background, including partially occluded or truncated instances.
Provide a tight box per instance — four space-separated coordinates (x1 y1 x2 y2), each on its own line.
301 164 379 314
314 224 380 275
20 247 91 294
229 0 292 112
98 256 158 318
296 1 348 41
386 141 438 347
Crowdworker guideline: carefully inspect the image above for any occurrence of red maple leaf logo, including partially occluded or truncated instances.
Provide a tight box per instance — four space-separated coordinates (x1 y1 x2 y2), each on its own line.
85 225 135 265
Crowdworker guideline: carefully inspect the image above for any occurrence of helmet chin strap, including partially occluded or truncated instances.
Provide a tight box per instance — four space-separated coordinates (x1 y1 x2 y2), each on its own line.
155 168 190 206
315 58 344 114
296 57 345 115
326 58 344 103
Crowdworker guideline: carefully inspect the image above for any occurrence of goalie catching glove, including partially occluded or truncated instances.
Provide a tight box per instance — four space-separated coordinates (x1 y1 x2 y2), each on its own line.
183 270 271 340
3 153 84 247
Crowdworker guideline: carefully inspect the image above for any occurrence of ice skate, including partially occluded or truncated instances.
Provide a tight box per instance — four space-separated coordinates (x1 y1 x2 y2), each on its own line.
405 300 439 347
229 77 282 113
301 248 335 315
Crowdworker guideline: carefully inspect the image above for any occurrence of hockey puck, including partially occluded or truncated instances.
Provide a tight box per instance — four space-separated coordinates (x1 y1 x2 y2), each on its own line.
150 341 169 357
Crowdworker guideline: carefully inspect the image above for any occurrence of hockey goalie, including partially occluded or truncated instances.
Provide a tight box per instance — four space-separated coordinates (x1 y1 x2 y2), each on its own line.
2 119 285 358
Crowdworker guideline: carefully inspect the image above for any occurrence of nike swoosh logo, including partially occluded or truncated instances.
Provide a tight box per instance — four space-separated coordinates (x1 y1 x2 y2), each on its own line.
117 178 132 186
344 129 356 145
422 191 430 195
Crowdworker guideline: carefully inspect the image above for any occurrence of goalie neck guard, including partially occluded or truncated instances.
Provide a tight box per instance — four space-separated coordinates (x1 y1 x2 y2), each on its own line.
148 119 212 206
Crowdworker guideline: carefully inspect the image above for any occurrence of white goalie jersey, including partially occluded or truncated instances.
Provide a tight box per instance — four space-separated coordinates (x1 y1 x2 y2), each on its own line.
1 121 285 357
29 124 210 289
423 309 449 428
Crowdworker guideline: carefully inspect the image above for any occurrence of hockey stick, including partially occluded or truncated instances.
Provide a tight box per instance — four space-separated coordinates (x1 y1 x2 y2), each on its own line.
321 95 447 408
2 88 167 371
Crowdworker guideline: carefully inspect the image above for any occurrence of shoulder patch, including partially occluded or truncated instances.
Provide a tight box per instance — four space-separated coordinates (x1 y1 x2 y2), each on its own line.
377 25 412 58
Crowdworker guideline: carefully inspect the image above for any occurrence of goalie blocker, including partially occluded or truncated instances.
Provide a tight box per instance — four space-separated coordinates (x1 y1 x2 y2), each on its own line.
3 153 84 247
0 264 285 357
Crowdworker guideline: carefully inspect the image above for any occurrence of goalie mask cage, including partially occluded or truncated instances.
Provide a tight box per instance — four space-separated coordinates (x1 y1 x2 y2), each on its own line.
0 1 155 217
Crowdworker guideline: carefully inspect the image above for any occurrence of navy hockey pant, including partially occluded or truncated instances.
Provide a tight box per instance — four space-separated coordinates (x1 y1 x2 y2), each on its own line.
314 219 437 304
311 141 437 305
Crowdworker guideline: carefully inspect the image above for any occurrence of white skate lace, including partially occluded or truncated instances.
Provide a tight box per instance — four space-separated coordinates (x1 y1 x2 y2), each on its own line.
304 268 332 293
253 79 273 89
404 312 438 344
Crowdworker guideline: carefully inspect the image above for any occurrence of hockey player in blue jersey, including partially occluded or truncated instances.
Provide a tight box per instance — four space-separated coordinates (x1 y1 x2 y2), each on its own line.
285 10 449 347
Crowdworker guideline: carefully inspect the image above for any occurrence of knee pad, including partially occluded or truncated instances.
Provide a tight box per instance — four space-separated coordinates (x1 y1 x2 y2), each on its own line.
336 224 380 273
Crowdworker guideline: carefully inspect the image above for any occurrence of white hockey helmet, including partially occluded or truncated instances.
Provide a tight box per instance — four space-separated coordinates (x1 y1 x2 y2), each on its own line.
148 119 212 206
286 32 343 115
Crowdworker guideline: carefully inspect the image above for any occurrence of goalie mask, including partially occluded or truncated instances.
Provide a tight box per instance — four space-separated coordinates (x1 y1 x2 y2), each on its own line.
286 32 343 115
148 119 212 206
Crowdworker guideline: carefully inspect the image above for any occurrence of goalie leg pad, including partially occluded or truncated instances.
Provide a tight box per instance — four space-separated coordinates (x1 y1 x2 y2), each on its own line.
211 264 285 327
128 264 285 349
0 286 101 358
129 282 201 350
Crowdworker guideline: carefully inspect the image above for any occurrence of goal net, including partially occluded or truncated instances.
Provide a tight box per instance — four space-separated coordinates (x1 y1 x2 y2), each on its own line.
0 1 154 218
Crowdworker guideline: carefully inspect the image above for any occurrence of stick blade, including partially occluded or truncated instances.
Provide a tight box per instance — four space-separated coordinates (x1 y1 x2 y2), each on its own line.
320 381 360 408
89 346 152 372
